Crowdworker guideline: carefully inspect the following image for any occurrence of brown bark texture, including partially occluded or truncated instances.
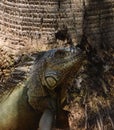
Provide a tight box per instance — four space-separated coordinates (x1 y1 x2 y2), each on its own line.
0 0 114 130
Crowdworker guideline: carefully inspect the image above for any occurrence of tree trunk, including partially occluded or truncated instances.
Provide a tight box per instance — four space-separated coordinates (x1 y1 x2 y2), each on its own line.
66 1 114 129
0 0 114 130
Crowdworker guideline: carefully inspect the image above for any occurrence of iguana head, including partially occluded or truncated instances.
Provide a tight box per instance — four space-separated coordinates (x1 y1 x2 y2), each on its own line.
35 47 86 90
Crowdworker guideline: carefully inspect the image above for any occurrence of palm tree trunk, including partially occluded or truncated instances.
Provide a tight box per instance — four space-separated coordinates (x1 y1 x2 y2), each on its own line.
0 0 114 129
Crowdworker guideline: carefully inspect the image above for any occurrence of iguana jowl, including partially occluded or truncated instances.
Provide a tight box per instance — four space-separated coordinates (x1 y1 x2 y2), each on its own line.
0 47 85 130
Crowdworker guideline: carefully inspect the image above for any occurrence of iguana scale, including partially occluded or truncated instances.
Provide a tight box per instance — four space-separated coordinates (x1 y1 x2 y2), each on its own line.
0 47 85 130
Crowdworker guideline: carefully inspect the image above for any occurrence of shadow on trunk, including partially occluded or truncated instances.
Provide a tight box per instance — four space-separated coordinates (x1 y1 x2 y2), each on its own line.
68 0 114 129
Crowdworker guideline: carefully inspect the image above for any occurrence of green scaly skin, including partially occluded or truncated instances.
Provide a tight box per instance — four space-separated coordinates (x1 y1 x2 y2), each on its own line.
0 47 85 130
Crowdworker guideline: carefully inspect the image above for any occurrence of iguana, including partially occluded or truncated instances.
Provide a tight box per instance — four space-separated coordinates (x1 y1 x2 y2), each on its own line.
0 46 85 130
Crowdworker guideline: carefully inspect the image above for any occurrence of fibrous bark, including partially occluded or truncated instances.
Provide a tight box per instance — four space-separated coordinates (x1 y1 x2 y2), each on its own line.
0 0 114 130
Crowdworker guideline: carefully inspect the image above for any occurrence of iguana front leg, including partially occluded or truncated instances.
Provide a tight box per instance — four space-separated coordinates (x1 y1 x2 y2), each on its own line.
28 94 56 130
39 108 55 130
39 97 56 130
